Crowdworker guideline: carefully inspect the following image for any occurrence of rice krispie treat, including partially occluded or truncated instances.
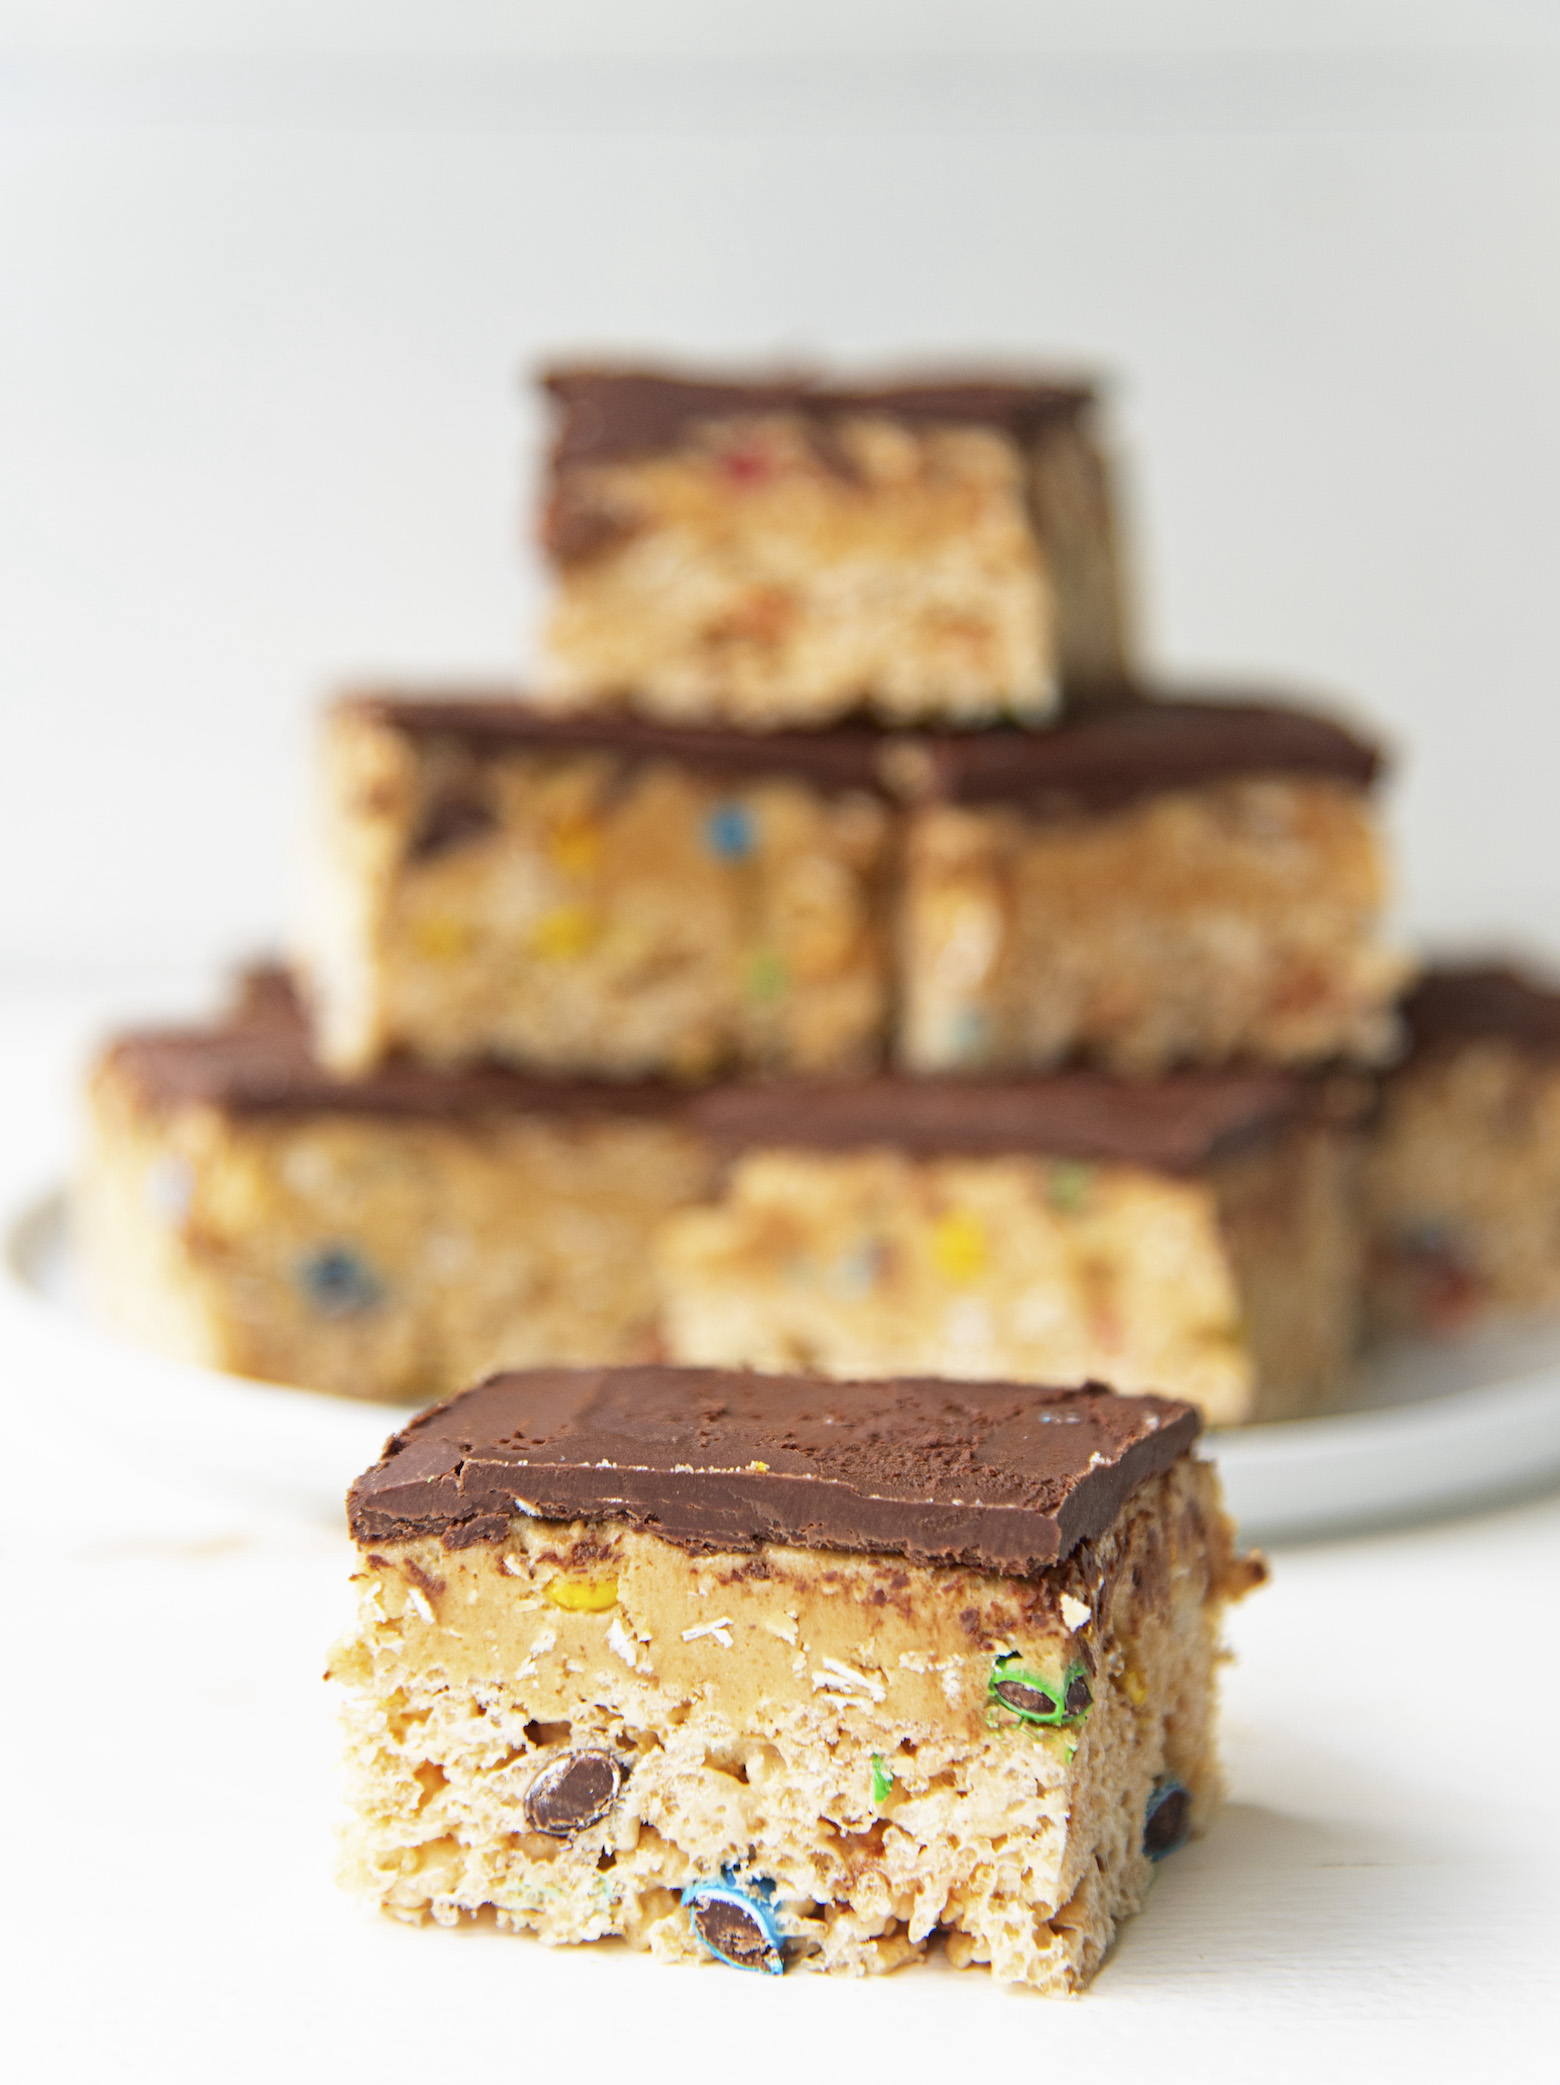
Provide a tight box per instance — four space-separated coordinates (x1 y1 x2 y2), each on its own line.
77 970 715 1402
305 689 1404 1083
897 696 1409 1075
79 974 1365 1416
306 694 893 1079
536 366 1131 727
79 972 1365 1416
1365 964 1560 1332
662 1071 1367 1426
331 1365 1264 1992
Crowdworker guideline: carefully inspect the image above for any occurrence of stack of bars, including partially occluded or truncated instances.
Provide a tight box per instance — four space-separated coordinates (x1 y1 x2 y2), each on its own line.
81 357 1560 1991
81 362 1434 1431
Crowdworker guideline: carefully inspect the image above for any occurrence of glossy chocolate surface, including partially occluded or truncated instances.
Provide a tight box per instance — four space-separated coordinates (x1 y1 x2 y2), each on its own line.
348 1364 1200 1573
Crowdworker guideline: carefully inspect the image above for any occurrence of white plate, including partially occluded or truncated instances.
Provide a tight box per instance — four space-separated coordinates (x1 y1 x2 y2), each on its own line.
2 1189 410 1522
9 1186 1560 1540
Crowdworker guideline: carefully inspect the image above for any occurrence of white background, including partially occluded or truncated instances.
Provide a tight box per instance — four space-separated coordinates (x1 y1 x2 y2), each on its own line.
4 10 1560 2080
4 1 1560 987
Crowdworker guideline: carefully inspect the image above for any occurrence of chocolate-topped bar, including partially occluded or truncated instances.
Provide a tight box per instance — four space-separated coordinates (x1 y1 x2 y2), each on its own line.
306 688 898 1081
303 687 1402 1080
330 1363 1264 1992
1366 962 1560 1331
77 970 715 1402
662 1064 1365 1426
80 971 1365 1418
894 692 1405 1078
535 362 1131 727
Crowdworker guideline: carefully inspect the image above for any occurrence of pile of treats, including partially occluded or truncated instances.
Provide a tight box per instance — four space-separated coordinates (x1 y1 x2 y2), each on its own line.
76 361 1560 1991
82 364 1560 1419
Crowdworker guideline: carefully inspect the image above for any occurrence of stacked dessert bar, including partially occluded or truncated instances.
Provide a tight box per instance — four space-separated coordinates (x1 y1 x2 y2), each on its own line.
1365 965 1560 1332
534 368 1131 725
81 362 1412 1421
331 1363 1265 1991
83 965 1363 1421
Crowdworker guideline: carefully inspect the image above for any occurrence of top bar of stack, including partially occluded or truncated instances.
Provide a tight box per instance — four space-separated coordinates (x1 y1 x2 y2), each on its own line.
535 365 1131 726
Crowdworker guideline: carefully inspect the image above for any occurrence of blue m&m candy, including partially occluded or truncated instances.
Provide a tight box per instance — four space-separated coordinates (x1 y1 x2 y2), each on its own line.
297 1245 382 1318
704 802 755 860
681 1871 786 1974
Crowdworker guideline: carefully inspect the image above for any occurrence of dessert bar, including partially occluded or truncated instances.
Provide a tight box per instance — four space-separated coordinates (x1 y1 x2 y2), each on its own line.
537 365 1130 727
1365 964 1560 1331
79 973 1364 1418
307 694 893 1080
898 697 1408 1075
662 1068 1366 1426
78 971 714 1400
331 1365 1264 1991
306 690 1406 1081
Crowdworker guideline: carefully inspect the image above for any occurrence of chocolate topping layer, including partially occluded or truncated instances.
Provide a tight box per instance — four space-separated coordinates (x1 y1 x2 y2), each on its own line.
542 366 1097 470
341 690 1382 810
902 696 1381 806
348 692 892 792
347 1364 1201 1573
103 969 1315 1171
100 968 689 1123
1400 964 1560 1058
692 1071 1312 1173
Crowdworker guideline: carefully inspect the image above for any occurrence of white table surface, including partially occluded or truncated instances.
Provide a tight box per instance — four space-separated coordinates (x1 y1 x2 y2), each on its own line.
4 988 1557 2082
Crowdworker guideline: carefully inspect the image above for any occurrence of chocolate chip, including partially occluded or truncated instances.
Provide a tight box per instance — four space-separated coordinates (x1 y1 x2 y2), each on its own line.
522 1748 623 1837
410 793 497 861
993 1678 1059 1718
1143 1780 1191 1860
1064 1674 1093 1715
688 1897 783 1974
